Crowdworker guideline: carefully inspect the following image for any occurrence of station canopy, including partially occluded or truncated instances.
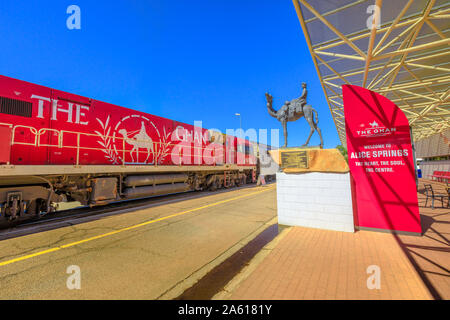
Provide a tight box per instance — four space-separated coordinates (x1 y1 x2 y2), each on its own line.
292 0 450 146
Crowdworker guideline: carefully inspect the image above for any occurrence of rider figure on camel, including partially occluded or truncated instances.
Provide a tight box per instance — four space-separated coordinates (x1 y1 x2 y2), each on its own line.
285 82 307 115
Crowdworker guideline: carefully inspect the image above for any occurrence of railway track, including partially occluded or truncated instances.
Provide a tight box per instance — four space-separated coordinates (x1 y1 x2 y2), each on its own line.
0 183 265 240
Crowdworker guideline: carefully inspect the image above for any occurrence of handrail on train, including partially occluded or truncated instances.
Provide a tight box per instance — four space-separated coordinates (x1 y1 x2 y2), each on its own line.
0 122 252 166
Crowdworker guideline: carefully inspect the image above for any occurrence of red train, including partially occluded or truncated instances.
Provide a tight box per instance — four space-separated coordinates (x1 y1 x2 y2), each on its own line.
0 75 258 223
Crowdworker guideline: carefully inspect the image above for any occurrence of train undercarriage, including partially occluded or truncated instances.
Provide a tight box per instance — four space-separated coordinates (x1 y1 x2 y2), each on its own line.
0 166 256 224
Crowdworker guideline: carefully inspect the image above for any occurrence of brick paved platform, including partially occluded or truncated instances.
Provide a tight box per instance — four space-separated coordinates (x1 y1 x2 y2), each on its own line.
222 179 449 300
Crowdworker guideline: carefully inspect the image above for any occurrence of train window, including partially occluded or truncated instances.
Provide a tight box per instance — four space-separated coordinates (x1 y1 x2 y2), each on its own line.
0 96 32 118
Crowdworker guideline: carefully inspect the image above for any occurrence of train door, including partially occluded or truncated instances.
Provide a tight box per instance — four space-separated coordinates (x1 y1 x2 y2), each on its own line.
246 142 257 165
217 133 226 165
49 89 92 165
0 76 52 165
236 138 245 165
226 135 236 164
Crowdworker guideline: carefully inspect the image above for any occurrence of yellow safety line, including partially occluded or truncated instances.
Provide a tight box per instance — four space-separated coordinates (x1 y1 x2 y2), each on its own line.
0 186 275 267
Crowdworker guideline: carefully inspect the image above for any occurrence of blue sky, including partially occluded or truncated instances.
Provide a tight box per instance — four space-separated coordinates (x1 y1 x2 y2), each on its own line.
0 0 340 148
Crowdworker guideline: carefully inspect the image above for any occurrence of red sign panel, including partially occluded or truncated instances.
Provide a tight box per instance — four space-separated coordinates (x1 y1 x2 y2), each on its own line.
343 85 421 235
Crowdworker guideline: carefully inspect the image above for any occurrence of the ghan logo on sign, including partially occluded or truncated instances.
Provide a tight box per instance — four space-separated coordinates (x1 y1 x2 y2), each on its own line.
356 120 396 138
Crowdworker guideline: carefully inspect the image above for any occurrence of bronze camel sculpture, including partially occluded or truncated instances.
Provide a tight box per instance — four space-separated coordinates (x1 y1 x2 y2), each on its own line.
266 83 323 148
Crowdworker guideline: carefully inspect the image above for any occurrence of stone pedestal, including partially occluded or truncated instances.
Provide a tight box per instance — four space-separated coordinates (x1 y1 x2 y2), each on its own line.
276 171 354 232
271 148 354 233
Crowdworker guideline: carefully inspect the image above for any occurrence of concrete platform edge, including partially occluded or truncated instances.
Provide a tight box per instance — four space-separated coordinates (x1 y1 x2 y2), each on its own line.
158 215 279 300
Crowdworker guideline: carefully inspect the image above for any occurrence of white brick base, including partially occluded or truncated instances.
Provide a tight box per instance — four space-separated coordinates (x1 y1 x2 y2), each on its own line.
276 172 354 233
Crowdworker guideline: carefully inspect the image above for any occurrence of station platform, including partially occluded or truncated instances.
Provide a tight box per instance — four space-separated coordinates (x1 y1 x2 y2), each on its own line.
1 179 447 300
214 179 449 300
0 185 276 299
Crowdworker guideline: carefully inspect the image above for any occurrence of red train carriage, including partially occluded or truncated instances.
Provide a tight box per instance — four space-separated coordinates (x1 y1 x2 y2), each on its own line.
0 75 257 223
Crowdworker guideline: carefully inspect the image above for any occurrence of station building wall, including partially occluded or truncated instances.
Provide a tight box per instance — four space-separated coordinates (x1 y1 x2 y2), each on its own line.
415 129 450 178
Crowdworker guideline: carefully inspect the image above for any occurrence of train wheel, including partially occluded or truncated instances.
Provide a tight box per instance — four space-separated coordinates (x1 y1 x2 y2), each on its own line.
5 197 23 221
34 199 48 218
27 200 38 216
209 180 217 191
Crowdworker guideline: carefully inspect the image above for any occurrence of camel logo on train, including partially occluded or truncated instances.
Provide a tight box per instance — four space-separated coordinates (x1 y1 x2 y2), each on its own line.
95 114 171 165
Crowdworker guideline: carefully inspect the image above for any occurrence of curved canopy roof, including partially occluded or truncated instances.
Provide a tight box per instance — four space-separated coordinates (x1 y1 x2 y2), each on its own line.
292 0 450 146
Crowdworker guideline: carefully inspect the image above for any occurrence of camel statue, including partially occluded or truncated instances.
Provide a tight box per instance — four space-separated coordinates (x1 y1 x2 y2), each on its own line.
266 83 323 148
118 121 154 163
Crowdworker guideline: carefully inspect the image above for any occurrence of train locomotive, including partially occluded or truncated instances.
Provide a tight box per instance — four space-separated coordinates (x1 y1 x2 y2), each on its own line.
0 75 259 224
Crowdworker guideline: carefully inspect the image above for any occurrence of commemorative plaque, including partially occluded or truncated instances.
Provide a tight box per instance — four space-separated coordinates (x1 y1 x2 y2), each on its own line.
280 150 308 169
